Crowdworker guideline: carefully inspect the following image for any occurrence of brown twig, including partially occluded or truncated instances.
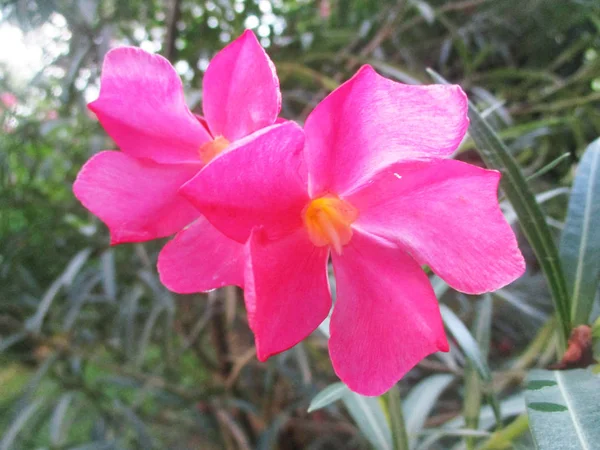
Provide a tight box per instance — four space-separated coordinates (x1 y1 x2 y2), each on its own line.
164 0 182 62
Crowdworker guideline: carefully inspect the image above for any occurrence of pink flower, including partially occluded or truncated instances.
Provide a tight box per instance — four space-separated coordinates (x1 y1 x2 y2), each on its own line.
73 30 281 258
174 66 526 395
0 92 17 109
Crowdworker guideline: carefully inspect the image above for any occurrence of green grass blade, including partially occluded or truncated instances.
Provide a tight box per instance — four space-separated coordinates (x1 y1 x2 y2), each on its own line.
559 137 600 325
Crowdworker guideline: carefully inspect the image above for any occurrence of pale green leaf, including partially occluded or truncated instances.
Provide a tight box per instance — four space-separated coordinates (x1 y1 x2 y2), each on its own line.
343 390 393 450
403 374 454 448
560 137 600 325
307 379 393 450
525 369 600 450
440 305 490 381
307 382 347 413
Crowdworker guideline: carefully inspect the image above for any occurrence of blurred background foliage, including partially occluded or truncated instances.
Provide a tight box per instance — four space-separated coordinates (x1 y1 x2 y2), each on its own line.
1 0 599 448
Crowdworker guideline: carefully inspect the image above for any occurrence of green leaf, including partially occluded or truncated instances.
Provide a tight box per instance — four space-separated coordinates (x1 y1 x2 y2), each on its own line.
464 295 493 449
440 305 502 427
403 374 454 448
559 137 600 325
418 395 525 450
428 69 572 345
308 381 393 450
50 393 74 446
0 399 45 450
342 390 393 450
25 248 92 333
525 369 600 449
307 382 347 412
440 305 490 381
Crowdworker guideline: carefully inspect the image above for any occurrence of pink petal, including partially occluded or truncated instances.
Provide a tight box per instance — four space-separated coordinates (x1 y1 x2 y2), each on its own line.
181 122 308 243
245 229 331 361
73 151 200 244
203 30 281 141
330 230 448 396
304 65 468 196
347 159 525 294
158 216 244 293
89 47 210 164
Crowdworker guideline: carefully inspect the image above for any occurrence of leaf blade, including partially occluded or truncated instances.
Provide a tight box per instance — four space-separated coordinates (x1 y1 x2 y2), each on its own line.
525 369 600 450
559 138 600 325
342 390 393 450
307 382 347 413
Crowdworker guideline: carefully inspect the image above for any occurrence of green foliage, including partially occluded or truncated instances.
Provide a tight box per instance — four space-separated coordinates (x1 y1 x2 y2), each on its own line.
559 137 600 325
525 369 600 449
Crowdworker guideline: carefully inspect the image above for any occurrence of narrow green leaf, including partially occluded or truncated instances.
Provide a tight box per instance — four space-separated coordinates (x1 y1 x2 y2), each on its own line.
403 374 453 449
464 295 493 449
428 69 571 344
25 248 92 333
0 331 27 354
526 152 570 182
257 412 291 450
479 414 530 450
0 399 45 450
101 249 117 301
525 369 600 449
444 394 525 431
307 382 347 412
50 393 74 446
559 137 600 325
308 379 393 450
440 305 490 381
342 390 393 450
418 395 525 450
440 305 502 427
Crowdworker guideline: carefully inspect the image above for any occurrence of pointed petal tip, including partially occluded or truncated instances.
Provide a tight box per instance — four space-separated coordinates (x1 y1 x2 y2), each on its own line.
437 335 450 353
240 28 259 41
356 64 376 76
203 29 281 140
87 100 98 113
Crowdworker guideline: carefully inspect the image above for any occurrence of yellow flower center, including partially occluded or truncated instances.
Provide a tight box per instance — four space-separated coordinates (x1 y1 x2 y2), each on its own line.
199 136 230 164
302 195 358 255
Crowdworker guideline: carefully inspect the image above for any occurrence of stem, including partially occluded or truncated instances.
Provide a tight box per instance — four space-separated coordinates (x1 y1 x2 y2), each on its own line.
478 414 529 450
387 386 410 450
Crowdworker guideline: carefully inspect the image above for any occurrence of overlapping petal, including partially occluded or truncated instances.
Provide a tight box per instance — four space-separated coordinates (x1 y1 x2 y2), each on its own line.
73 151 200 244
304 65 468 197
181 122 308 243
347 160 525 294
89 47 210 164
158 217 245 293
203 29 281 141
329 230 448 396
245 228 331 361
